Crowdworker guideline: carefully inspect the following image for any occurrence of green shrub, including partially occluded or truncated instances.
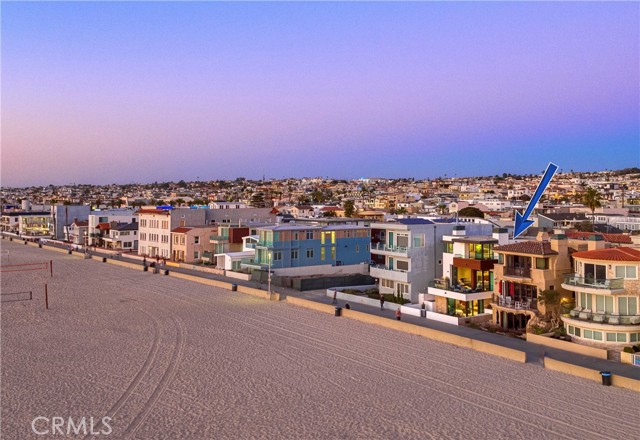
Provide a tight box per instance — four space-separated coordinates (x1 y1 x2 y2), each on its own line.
623 347 634 354
531 325 547 335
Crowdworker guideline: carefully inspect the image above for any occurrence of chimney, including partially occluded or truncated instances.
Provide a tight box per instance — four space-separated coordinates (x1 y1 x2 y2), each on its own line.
587 234 605 251
536 231 550 242
550 234 568 256
492 228 509 245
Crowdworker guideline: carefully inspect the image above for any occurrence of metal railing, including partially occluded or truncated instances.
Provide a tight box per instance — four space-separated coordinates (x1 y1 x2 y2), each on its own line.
563 274 625 290
496 296 537 310
504 267 532 278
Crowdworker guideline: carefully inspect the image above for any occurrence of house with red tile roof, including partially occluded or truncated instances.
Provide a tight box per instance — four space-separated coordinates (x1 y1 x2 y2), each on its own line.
491 232 572 331
561 245 640 349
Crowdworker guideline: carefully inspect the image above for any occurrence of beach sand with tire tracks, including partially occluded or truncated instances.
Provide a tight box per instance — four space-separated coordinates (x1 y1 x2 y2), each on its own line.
1 240 639 440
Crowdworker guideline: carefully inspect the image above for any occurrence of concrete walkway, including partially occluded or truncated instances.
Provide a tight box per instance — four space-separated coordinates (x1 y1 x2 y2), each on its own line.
23 239 640 382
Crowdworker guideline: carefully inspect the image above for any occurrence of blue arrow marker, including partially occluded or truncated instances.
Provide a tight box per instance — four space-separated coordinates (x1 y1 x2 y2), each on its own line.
513 162 559 238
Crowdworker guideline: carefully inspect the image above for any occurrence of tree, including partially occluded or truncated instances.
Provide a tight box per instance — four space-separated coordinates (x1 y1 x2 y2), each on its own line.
322 210 337 218
537 289 570 331
582 187 602 229
458 207 484 219
343 200 355 217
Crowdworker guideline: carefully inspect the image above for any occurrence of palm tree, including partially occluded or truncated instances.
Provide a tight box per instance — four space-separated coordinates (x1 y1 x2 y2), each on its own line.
582 187 601 230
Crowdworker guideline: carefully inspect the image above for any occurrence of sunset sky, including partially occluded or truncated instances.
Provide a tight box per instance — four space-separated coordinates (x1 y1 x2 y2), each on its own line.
2 1 638 187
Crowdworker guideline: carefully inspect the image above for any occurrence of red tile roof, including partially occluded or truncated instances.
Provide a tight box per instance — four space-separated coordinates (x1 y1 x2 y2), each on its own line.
171 227 192 234
565 231 632 244
494 241 558 256
72 220 88 227
572 247 640 262
96 222 111 230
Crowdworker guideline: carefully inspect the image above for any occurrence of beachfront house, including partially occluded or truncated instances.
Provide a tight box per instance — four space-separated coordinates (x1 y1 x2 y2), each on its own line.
491 233 572 331
561 244 640 348
370 219 455 304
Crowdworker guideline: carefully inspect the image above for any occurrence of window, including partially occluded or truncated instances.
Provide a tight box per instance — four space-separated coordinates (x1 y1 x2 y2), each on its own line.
162 221 168 229
294 232 299 241
140 233 147 241
396 260 409 271
273 251 282 261
413 234 425 248
618 297 638 316
356 245 359 253
498 254 504 264
306 248 314 258
161 235 169 243
444 242 453 254
331 246 335 260
195 236 200 244
580 292 593 310
194 251 200 259
615 265 637 279
291 250 298 259
584 263 606 283
306 231 314 240
594 295 614 313
631 333 638 343
535 258 549 270
366 244 370 252
140 219 147 227
568 325 574 335
321 247 325 261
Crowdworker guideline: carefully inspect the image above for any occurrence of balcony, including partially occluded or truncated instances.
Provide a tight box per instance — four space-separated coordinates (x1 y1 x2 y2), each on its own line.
427 279 493 301
370 264 409 283
370 242 408 255
503 266 532 278
493 296 538 311
564 309 640 326
562 274 625 293
209 235 229 242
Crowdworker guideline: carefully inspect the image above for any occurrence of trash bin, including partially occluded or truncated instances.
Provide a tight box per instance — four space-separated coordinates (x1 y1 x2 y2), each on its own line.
38 244 42 248
420 309 427 318
68 250 72 255
164 269 169 276
334 307 342 317
103 257 107 263
231 284 238 291
143 265 148 271
600 371 612 386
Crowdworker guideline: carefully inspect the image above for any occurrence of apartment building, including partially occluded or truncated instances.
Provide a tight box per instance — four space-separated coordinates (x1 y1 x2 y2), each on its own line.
101 222 138 250
370 219 455 303
137 208 207 258
491 233 572 331
561 244 640 348
245 224 370 274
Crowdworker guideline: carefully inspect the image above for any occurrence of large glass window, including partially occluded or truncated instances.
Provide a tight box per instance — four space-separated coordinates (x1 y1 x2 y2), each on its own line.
584 263 606 283
618 297 638 315
445 242 453 254
615 265 637 279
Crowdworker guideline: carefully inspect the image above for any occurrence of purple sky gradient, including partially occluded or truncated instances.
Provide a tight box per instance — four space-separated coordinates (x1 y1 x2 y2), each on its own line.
2 2 638 187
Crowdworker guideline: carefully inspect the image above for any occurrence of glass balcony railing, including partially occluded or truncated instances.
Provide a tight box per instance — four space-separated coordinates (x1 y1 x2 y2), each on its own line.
566 308 640 325
429 279 492 293
370 263 408 273
563 274 625 290
370 242 408 253
209 235 228 241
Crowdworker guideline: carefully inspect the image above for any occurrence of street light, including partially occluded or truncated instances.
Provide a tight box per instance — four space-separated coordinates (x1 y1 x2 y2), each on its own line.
268 250 272 294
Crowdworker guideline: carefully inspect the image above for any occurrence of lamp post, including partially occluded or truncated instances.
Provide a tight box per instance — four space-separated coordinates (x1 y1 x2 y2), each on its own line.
268 250 272 294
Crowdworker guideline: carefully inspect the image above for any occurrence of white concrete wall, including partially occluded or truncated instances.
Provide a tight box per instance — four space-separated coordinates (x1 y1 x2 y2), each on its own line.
274 263 369 277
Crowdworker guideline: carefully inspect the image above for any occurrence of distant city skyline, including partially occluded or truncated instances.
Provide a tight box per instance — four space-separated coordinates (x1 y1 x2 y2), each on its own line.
2 2 638 187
